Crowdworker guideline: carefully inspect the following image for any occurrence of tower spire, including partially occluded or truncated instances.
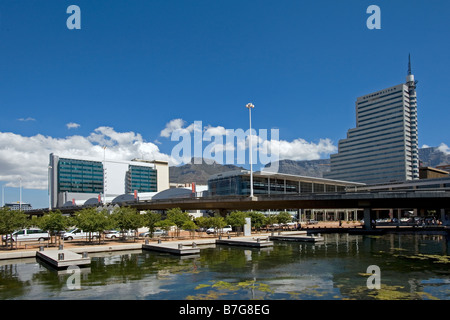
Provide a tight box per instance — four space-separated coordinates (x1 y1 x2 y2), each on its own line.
408 53 412 75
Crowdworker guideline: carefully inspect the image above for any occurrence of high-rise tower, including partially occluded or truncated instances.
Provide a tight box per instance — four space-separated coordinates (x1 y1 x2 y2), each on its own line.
325 57 419 184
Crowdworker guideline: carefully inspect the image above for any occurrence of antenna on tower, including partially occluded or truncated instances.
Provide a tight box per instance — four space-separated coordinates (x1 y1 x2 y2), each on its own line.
408 53 412 76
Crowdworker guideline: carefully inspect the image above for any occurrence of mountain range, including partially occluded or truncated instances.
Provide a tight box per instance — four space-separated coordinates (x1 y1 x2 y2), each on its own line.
169 147 450 184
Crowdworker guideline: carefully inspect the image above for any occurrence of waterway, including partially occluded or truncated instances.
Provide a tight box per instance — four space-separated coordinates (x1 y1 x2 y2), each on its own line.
0 233 449 300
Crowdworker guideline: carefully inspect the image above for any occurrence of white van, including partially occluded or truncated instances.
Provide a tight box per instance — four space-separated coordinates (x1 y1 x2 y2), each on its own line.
63 228 99 240
206 225 232 235
2 228 50 242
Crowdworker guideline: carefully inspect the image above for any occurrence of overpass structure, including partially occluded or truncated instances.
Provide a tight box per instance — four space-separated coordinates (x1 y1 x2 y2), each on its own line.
27 189 450 230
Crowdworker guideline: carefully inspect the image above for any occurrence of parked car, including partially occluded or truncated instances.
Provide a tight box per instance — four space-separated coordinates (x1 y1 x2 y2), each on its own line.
307 219 318 225
2 228 50 242
139 229 168 238
206 225 232 235
104 230 121 239
63 228 99 240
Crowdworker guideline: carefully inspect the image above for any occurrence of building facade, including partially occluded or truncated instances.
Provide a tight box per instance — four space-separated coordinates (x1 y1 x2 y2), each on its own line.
4 202 33 211
49 154 169 208
325 57 419 184
207 170 363 196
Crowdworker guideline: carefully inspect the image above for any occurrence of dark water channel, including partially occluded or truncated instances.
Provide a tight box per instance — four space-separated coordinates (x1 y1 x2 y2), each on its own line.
0 233 449 300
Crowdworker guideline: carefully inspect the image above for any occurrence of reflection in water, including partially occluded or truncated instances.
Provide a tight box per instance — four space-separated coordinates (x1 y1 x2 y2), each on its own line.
0 233 449 300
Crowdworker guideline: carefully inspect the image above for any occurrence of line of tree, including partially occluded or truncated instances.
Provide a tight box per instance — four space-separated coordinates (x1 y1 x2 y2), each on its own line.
1 206 295 249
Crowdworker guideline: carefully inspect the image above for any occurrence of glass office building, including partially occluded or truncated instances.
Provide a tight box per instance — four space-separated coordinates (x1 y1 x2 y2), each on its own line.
126 165 157 193
325 58 419 184
57 158 104 194
49 154 169 208
207 170 362 196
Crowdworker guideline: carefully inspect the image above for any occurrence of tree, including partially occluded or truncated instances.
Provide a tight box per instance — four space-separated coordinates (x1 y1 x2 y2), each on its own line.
0 207 29 249
194 216 210 231
166 208 191 237
264 214 278 231
181 220 197 239
155 219 174 236
110 207 144 240
226 211 246 234
209 216 226 235
143 211 161 238
247 211 266 231
37 210 69 245
277 212 293 225
74 208 110 243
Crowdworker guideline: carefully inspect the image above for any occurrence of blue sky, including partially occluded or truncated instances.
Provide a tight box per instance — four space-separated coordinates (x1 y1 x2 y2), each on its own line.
0 0 449 208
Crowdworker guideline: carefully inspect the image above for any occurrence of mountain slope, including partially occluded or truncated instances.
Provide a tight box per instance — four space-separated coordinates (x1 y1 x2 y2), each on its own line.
169 147 450 184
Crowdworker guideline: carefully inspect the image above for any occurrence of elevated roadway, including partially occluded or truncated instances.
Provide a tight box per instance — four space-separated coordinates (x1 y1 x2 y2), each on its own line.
28 190 450 229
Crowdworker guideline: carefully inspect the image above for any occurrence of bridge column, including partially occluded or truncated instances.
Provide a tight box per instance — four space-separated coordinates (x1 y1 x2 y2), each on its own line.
363 207 373 230
441 209 450 226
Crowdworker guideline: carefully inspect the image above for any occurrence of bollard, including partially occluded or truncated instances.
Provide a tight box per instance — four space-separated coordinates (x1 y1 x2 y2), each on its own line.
228 234 231 239
58 253 64 261
158 239 162 244
145 239 149 245
192 242 197 248
219 235 222 240
39 246 44 252
257 238 260 243
178 244 183 249
82 251 88 258
59 244 64 250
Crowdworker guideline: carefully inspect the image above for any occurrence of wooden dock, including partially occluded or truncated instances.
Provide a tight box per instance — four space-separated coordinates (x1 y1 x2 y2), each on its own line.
216 236 273 248
36 249 91 269
143 241 202 255
269 231 324 243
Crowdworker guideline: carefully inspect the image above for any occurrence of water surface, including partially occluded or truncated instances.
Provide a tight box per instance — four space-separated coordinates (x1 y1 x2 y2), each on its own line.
0 233 449 300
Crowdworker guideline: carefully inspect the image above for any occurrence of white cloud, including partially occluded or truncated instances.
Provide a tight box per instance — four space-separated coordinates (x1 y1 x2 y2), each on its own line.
0 127 173 190
160 119 194 138
165 119 337 166
0 119 342 191
437 143 450 155
66 122 80 129
17 117 36 122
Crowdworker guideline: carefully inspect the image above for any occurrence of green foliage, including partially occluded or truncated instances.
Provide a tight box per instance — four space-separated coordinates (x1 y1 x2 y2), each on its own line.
156 219 174 233
37 210 70 243
264 214 278 226
166 208 191 236
247 211 266 229
226 211 246 228
38 210 69 233
277 212 293 224
182 220 197 231
110 207 143 238
0 207 28 235
143 211 161 238
182 220 197 238
0 207 28 248
209 216 226 230
73 208 110 242
194 216 210 230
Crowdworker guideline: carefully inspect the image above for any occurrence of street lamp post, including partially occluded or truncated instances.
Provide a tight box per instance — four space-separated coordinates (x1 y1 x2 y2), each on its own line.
1 184 5 208
19 177 22 211
103 146 107 205
246 103 255 197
